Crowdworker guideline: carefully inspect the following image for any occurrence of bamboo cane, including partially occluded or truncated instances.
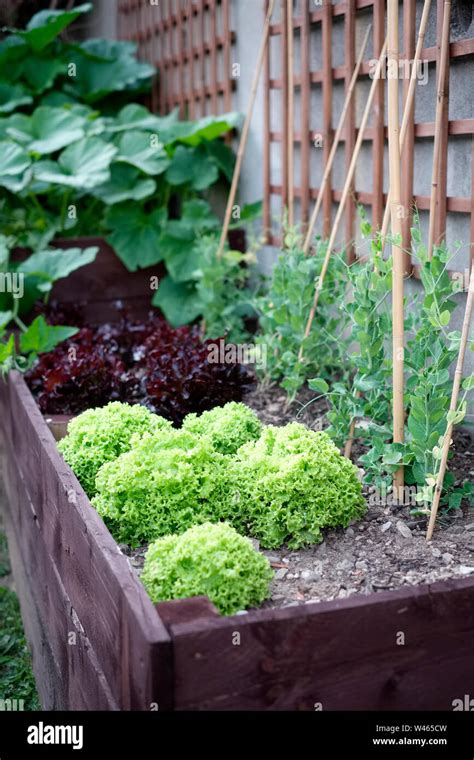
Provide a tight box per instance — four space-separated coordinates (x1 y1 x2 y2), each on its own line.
303 24 372 255
299 37 387 357
427 0 451 261
345 0 433 459
379 0 432 252
287 0 294 228
388 0 405 497
426 268 474 541
216 0 276 260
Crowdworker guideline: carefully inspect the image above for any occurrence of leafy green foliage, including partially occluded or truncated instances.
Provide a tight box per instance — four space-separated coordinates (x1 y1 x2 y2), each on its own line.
92 429 229 546
0 313 79 376
0 4 258 306
226 424 366 548
154 232 258 340
0 140 32 191
0 585 40 709
255 227 349 399
62 38 154 103
310 240 393 453
15 4 93 53
8 105 87 153
105 205 166 270
19 316 77 354
313 214 473 512
34 136 118 189
182 402 262 455
141 522 272 615
58 402 171 499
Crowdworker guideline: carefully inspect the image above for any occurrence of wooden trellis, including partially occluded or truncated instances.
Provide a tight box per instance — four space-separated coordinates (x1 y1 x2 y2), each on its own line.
263 0 474 273
117 0 235 119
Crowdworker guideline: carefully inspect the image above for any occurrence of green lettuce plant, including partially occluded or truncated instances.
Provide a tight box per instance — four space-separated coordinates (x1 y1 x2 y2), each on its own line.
58 401 170 498
141 522 273 615
182 402 262 455
227 423 366 548
91 429 230 546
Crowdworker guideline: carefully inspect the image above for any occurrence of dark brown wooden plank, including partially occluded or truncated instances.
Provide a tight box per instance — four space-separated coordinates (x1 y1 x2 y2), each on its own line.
157 596 219 628
2 373 173 710
1 421 117 710
222 0 232 112
169 578 474 710
44 414 72 442
12 237 164 323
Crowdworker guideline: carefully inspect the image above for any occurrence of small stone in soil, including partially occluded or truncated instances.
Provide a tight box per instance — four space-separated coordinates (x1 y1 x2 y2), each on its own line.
396 521 413 539
442 552 454 564
458 565 474 575
431 547 442 558
381 521 392 533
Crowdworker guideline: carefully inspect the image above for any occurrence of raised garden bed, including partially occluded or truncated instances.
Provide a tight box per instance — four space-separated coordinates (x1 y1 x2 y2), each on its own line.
2 371 474 710
13 237 164 324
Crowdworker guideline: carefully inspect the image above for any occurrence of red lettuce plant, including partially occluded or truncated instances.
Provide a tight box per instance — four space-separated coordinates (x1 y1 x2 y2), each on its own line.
26 310 255 424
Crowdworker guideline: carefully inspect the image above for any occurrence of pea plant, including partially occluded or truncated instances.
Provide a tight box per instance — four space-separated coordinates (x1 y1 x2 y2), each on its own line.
310 217 473 512
255 225 349 400
310 236 393 455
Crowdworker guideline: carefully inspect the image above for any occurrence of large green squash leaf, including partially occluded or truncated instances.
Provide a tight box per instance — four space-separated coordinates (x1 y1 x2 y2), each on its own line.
0 141 32 191
159 200 219 282
19 246 99 293
105 103 165 133
20 316 78 354
19 55 65 94
15 4 93 53
34 137 117 189
91 164 156 204
8 107 87 154
152 275 204 326
0 83 32 113
63 39 154 103
160 111 242 146
105 206 167 270
115 130 170 175
166 145 218 190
